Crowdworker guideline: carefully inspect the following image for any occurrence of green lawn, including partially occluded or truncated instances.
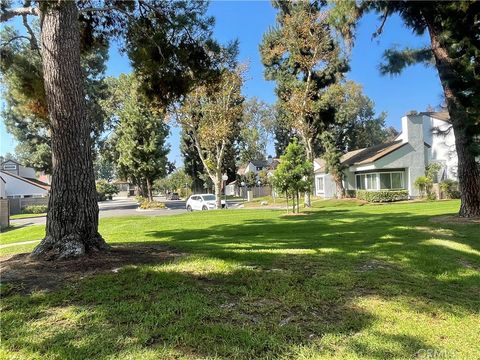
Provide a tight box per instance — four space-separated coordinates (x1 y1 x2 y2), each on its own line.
1 200 479 359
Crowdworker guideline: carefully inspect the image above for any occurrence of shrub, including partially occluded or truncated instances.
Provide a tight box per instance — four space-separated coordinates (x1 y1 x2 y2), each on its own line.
439 179 461 199
138 200 166 210
345 190 356 198
356 190 409 202
22 205 48 214
96 180 118 201
414 176 433 198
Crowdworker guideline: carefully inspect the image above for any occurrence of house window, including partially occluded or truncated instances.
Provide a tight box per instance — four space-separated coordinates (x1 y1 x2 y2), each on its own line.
356 171 405 191
3 164 17 170
316 176 324 193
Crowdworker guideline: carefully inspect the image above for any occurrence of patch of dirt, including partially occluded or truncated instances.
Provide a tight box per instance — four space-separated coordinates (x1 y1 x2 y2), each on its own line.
0 245 182 295
358 259 394 272
430 215 480 225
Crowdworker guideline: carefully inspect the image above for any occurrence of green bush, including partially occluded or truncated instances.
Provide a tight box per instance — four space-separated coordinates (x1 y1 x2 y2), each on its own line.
22 205 48 214
345 190 356 198
414 176 433 198
356 190 409 203
138 200 166 209
96 180 118 201
439 179 460 199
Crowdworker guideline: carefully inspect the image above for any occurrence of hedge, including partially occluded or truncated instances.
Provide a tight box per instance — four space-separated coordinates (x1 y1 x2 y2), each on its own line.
355 190 409 203
22 205 48 214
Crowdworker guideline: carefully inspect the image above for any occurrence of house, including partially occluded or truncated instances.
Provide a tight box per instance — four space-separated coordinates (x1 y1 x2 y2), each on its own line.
236 156 279 178
0 160 50 198
229 156 280 197
314 111 458 198
0 175 6 199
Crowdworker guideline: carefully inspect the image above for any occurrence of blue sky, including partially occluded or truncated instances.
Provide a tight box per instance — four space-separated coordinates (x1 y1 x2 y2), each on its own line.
0 1 442 166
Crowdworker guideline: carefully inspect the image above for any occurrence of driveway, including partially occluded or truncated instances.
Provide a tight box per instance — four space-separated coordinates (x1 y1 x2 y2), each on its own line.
10 197 242 227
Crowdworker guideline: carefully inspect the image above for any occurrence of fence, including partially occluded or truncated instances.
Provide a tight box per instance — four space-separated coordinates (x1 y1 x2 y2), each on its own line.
8 197 49 215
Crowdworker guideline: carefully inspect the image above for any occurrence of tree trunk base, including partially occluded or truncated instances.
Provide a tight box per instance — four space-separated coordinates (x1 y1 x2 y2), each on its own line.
31 233 109 261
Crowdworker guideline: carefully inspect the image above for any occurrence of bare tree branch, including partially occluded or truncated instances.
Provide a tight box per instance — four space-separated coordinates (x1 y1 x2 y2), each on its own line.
0 6 39 22
372 8 389 39
22 14 39 50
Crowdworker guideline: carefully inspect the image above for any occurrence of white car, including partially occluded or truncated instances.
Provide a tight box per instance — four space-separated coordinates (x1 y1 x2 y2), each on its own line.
186 194 227 211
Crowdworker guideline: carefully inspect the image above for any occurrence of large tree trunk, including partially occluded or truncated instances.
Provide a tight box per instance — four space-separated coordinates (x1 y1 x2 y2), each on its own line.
32 2 108 260
427 24 480 217
334 174 345 199
146 178 153 202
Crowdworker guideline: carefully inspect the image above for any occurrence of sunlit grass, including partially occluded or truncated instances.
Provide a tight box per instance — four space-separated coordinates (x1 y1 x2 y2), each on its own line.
1 199 479 359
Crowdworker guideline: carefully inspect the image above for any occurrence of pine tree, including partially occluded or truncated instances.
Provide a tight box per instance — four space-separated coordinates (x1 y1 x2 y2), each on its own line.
260 0 349 207
329 0 480 217
1 1 219 259
107 75 170 201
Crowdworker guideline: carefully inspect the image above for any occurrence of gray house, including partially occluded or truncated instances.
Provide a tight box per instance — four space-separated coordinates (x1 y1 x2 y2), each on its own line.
314 111 458 198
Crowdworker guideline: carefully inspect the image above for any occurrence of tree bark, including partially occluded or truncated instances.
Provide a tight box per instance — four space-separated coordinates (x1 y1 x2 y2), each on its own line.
304 137 314 207
146 178 153 202
426 22 480 217
334 174 345 199
214 170 222 209
32 2 108 260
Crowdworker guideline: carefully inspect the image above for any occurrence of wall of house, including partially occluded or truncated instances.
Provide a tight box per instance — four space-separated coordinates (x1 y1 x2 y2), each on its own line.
18 165 36 178
349 114 426 197
1 172 49 198
314 173 336 198
0 180 5 199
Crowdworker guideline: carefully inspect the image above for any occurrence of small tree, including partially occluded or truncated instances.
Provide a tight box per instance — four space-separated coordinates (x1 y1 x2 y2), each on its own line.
177 62 245 209
415 176 433 199
273 141 312 213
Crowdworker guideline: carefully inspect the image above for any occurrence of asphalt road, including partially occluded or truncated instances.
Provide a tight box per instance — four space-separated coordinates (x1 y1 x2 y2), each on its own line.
10 197 241 227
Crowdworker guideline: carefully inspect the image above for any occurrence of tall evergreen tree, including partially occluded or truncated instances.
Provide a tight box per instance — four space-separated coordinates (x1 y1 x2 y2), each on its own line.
1 0 220 259
106 74 170 201
260 0 349 206
329 0 480 217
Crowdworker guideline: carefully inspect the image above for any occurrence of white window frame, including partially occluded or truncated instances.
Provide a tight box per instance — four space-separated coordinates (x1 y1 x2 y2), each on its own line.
355 171 405 191
3 164 17 170
316 176 325 193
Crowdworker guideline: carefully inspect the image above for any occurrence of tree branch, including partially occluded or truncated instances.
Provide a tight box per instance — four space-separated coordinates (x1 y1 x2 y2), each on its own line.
1 35 31 47
372 8 389 39
22 14 39 50
0 6 39 22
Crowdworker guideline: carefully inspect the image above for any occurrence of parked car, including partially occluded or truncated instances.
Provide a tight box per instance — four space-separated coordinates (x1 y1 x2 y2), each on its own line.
186 194 227 211
166 192 180 200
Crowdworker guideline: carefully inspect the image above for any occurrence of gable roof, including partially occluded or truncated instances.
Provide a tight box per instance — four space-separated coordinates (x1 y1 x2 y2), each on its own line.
314 140 407 173
250 160 269 168
0 170 50 190
420 111 450 122
343 140 407 166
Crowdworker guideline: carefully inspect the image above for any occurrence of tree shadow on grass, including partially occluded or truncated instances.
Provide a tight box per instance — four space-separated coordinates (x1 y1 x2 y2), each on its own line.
1 207 479 359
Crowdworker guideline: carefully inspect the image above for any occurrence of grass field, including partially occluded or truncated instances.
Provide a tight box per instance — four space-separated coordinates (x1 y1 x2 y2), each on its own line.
1 199 479 359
